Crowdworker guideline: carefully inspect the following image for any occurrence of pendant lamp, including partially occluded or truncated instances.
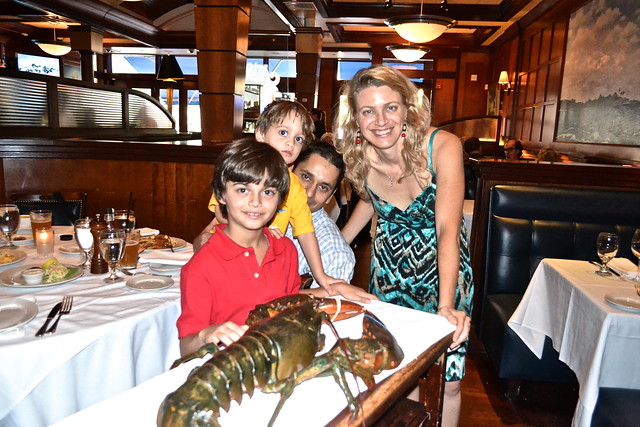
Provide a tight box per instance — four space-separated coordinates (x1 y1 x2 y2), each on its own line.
156 54 184 82
33 23 71 56
385 0 456 44
386 45 430 62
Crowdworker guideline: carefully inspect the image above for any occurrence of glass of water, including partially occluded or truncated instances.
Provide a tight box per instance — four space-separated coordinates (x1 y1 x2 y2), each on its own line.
99 229 125 283
595 232 619 276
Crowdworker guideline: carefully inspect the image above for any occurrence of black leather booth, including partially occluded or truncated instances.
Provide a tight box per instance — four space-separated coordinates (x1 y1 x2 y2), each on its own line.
477 185 640 387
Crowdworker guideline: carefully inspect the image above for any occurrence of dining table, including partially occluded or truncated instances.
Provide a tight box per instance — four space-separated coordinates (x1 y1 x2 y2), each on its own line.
0 225 194 427
53 300 455 427
508 258 640 427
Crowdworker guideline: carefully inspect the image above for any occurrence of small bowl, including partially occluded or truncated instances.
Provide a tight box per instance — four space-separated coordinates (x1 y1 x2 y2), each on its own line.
21 267 45 285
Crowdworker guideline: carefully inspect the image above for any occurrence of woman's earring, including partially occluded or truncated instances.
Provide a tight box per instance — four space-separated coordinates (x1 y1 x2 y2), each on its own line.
402 122 407 139
356 129 362 145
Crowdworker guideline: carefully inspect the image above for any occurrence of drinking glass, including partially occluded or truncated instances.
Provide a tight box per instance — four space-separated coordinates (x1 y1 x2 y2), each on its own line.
0 204 20 249
74 218 94 269
99 229 126 283
114 210 135 232
631 229 640 283
595 232 619 276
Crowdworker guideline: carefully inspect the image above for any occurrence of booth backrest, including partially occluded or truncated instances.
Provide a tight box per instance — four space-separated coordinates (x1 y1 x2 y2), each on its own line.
483 185 640 298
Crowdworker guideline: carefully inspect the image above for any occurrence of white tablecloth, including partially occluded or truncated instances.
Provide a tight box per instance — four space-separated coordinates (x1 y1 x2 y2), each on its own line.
55 300 455 427
508 258 640 427
0 227 187 426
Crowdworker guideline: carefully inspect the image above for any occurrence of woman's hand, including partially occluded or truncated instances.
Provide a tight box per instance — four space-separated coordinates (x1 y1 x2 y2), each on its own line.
437 306 471 349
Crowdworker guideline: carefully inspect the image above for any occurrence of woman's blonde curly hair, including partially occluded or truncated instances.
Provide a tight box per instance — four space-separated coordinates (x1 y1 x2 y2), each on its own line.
334 65 432 195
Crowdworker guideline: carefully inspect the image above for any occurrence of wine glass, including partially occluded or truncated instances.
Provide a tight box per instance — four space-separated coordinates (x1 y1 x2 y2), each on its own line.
0 204 20 249
99 229 126 283
74 218 94 269
595 232 619 276
631 229 640 283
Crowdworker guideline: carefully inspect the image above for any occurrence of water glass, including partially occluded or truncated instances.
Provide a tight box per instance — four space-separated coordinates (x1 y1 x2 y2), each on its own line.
99 229 126 283
595 232 619 276
114 210 135 232
0 204 20 249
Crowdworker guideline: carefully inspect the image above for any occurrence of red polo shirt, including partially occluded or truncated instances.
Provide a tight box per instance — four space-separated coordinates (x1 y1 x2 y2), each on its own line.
177 224 300 338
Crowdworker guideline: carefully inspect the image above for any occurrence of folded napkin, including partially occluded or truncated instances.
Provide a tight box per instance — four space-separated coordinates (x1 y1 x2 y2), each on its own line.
608 257 639 279
137 227 160 237
139 248 193 266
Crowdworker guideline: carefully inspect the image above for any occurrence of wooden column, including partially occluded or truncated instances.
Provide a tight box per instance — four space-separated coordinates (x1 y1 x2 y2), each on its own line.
194 0 250 143
295 27 321 110
69 25 103 83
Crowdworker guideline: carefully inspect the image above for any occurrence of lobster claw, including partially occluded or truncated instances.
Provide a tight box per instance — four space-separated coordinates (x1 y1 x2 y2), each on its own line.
314 297 365 322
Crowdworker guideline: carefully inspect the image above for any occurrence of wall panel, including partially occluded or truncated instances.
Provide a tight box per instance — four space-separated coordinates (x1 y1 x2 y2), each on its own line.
2 158 214 242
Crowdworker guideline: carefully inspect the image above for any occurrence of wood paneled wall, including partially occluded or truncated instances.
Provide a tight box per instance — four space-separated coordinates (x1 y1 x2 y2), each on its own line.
497 0 638 164
2 157 215 242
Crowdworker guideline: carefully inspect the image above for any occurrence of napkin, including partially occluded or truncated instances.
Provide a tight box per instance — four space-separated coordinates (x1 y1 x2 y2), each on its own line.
608 257 639 280
139 249 193 266
137 227 160 237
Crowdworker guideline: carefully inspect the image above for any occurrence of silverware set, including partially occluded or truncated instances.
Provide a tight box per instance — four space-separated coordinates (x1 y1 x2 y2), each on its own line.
35 296 73 337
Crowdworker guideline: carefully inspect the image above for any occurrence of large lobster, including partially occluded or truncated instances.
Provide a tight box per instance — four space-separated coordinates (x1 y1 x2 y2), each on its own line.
158 294 404 427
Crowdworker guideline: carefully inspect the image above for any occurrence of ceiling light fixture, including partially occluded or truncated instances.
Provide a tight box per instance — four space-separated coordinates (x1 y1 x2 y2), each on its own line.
386 45 430 62
33 23 71 56
156 54 184 82
385 0 456 44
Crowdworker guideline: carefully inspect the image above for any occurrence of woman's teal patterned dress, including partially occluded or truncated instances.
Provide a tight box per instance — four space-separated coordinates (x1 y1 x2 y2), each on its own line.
367 129 474 382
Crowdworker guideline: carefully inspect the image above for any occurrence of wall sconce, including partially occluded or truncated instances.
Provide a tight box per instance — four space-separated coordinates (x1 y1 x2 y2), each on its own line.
498 70 512 94
156 54 184 82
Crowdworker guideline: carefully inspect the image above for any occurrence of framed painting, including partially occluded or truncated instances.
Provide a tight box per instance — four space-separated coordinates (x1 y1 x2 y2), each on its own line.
556 0 640 146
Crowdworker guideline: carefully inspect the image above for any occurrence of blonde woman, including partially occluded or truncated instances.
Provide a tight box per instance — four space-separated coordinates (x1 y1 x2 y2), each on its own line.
335 65 473 427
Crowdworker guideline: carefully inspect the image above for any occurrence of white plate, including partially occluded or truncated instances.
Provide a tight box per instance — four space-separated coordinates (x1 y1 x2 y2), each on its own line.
0 298 38 332
157 237 187 251
0 250 27 268
139 236 187 251
604 294 640 313
126 275 174 291
11 234 33 245
59 245 83 255
0 264 84 288
149 263 182 273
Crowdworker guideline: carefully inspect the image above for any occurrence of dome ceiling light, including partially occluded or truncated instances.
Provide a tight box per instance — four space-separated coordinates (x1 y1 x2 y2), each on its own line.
385 0 457 44
386 45 430 62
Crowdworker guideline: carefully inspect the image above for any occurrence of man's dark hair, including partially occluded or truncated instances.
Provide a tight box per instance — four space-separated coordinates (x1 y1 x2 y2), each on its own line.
294 141 345 191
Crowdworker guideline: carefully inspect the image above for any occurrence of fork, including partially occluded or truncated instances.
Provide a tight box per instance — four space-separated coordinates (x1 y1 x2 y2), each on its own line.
119 268 172 277
47 296 73 334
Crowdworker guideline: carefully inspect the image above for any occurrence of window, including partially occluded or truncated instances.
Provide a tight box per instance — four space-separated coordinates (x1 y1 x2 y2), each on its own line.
268 59 296 78
337 61 372 81
111 55 155 73
17 54 60 76
175 57 198 75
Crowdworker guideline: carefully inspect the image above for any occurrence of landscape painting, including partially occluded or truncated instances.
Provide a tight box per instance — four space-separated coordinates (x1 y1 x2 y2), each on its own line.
556 0 640 146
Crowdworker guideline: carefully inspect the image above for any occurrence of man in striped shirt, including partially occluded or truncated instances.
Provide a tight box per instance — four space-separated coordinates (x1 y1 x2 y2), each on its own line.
286 142 356 288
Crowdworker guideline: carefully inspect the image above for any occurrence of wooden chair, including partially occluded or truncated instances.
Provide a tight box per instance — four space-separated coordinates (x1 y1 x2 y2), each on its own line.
10 192 88 226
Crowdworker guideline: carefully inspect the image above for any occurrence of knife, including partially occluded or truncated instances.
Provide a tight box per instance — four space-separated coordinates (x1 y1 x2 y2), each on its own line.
35 302 62 337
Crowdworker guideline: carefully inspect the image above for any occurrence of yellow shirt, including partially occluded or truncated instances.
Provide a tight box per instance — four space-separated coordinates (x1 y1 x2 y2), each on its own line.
208 170 314 236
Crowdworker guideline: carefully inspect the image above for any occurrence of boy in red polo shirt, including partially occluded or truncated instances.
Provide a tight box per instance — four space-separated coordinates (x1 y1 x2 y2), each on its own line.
195 101 346 296
177 140 300 356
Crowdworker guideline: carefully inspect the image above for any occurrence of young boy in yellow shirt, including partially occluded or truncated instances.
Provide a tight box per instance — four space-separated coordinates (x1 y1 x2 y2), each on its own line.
196 100 345 295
